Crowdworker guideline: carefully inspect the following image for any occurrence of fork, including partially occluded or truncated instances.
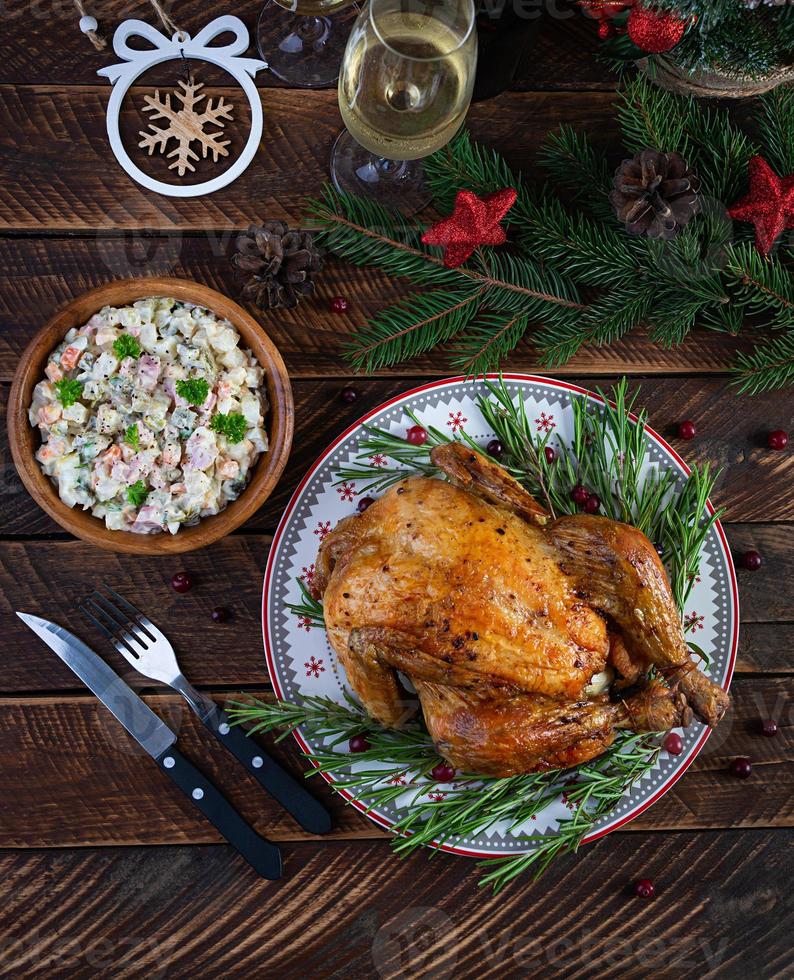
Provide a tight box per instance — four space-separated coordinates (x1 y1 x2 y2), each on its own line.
80 587 332 836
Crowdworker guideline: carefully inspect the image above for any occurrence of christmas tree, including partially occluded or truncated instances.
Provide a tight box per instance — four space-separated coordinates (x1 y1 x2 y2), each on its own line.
601 0 794 81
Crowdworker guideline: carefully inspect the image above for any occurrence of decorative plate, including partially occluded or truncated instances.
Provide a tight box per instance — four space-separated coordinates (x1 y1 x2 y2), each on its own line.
262 375 739 858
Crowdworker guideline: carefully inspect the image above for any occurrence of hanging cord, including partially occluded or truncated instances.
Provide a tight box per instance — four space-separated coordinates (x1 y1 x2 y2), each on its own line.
74 1 187 50
73 0 106 50
148 0 186 41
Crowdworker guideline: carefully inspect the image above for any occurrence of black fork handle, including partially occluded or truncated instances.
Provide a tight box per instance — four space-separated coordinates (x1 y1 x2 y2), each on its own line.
201 703 332 836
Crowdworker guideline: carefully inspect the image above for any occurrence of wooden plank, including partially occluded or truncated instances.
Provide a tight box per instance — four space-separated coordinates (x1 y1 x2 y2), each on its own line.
0 238 759 381
4 376 794 534
0 521 792 692
0 830 791 978
0 676 790 848
0 0 612 90
0 88 635 232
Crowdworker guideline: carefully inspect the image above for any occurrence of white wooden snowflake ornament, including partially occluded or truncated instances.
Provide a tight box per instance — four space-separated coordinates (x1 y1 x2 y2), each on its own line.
98 16 267 198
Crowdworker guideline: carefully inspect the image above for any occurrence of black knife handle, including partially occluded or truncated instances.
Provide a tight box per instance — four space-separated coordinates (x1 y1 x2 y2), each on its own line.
155 746 282 880
203 704 332 836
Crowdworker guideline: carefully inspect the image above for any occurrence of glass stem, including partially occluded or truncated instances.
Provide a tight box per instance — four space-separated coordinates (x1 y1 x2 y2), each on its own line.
296 15 331 45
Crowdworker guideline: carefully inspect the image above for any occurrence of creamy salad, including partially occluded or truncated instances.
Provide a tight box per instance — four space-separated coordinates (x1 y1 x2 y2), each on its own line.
29 297 268 535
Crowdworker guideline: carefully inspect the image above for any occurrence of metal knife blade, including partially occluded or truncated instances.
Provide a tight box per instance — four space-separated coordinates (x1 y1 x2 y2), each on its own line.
17 612 175 759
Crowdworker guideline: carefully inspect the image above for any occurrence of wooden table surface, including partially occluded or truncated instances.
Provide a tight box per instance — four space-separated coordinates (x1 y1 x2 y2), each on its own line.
1 4 793 978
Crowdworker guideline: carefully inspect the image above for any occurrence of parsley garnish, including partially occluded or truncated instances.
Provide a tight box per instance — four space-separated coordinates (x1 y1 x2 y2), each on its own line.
210 412 247 444
176 377 210 406
113 334 141 360
54 378 83 408
126 480 148 508
123 423 139 451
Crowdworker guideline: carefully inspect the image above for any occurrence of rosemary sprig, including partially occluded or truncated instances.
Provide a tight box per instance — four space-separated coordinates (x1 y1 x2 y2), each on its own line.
284 579 324 629
227 693 660 892
258 378 721 892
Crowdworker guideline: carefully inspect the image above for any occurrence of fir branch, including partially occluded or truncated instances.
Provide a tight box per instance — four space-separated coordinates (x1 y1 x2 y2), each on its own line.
537 126 614 221
684 101 757 204
423 128 527 215
309 185 583 312
757 87 794 176
345 288 484 373
519 196 645 288
535 286 654 366
617 75 689 155
452 312 529 377
731 331 794 395
725 243 794 329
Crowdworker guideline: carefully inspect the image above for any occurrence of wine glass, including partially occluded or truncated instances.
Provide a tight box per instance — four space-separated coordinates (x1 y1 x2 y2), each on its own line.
331 0 477 214
257 0 360 88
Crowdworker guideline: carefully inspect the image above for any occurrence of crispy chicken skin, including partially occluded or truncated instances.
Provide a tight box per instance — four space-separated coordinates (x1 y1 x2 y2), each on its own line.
313 443 728 775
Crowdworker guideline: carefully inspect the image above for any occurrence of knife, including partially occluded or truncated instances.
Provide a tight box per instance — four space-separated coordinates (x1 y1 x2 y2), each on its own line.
18 612 282 881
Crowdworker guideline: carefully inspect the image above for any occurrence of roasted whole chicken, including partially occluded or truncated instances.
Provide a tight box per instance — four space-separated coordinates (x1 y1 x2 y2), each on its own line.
312 444 729 776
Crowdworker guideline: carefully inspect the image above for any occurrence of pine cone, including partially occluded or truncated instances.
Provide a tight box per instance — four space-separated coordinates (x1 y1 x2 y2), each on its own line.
232 221 322 310
609 149 700 240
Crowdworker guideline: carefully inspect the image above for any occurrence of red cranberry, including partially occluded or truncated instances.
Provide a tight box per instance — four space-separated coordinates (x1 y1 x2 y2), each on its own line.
663 732 683 755
349 734 371 753
767 429 788 451
634 878 655 899
487 439 504 460
742 550 763 571
677 420 696 440
406 425 428 446
761 719 778 737
431 762 455 782
544 446 556 464
571 484 590 505
584 493 601 514
357 496 375 513
330 296 349 314
211 606 229 623
340 386 359 404
729 757 752 779
171 572 192 593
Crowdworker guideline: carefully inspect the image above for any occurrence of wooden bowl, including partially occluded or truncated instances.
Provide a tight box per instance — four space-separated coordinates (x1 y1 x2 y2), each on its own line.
8 277 294 554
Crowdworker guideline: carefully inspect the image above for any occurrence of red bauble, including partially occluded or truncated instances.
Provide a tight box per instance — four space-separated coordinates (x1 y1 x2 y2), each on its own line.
579 0 633 20
728 157 794 256
598 20 616 39
421 188 517 268
627 5 687 53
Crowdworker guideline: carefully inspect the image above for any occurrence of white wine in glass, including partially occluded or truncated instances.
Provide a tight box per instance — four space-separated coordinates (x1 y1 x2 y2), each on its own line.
256 0 359 88
331 0 477 213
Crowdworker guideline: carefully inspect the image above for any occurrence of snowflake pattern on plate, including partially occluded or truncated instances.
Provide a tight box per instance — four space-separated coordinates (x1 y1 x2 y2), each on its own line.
263 375 738 859
304 656 325 678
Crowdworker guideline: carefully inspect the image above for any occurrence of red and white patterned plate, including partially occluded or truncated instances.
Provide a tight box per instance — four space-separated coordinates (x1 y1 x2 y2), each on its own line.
262 375 738 858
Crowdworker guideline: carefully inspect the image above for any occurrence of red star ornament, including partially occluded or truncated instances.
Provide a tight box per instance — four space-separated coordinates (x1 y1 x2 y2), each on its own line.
421 187 517 268
727 155 794 255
